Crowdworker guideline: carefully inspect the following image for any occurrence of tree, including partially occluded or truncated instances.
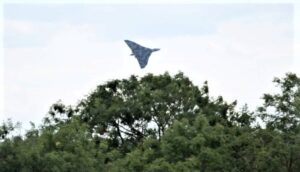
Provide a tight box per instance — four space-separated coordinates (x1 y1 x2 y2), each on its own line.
1 72 300 172
258 73 300 172
77 72 207 149
0 119 20 141
0 118 105 172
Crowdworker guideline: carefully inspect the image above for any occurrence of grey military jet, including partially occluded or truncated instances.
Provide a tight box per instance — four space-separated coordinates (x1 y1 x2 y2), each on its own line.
124 40 160 69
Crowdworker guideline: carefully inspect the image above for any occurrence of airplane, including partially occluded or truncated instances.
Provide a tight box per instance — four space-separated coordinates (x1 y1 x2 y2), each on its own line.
124 40 160 69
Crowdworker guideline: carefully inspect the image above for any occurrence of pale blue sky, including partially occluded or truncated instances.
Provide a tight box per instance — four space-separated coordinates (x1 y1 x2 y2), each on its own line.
1 3 298 129
4 4 293 47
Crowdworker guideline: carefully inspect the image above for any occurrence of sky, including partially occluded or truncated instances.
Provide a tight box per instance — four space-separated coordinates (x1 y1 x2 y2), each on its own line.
1 1 300 130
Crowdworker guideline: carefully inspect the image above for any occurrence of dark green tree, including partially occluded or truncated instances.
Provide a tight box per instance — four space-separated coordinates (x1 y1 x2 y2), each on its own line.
78 72 206 149
258 73 300 172
1 72 299 172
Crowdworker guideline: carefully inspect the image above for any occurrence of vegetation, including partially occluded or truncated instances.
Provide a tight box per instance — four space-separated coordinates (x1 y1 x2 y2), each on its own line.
1 72 300 172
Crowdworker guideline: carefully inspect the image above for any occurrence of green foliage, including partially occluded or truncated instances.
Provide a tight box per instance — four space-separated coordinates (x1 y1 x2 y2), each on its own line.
258 73 300 132
1 72 300 172
0 119 104 172
0 119 20 140
257 73 300 172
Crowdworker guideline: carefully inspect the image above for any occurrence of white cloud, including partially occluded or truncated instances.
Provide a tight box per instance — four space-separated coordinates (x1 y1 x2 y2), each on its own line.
4 24 123 125
145 16 293 108
5 20 35 34
293 4 300 74
3 13 294 129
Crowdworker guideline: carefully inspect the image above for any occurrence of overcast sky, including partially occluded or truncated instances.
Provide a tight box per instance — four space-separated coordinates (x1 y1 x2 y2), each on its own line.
1 2 300 129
